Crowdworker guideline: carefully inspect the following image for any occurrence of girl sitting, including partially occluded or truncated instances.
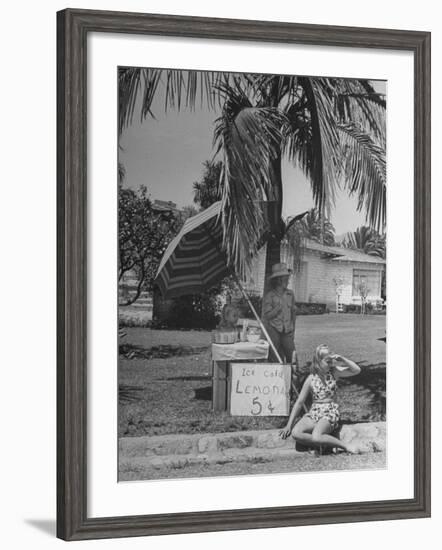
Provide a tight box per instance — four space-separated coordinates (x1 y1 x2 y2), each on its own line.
279 344 361 453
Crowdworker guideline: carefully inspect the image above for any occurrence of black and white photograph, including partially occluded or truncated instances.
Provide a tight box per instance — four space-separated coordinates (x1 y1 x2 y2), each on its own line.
0 0 435 546
117 68 387 482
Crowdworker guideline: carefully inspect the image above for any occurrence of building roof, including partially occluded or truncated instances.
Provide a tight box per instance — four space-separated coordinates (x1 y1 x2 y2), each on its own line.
152 199 180 214
304 238 386 264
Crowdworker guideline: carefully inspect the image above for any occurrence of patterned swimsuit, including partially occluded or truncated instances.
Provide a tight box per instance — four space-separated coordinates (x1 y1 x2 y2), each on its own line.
305 372 340 431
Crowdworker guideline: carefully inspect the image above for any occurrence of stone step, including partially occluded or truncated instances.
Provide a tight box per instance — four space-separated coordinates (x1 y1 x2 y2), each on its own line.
119 422 386 463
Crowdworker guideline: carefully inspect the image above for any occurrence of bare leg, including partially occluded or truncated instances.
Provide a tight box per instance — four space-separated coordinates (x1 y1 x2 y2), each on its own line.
311 418 349 451
291 416 317 446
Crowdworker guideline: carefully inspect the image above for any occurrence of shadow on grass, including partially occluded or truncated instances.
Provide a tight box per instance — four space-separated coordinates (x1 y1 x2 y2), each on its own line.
294 360 385 423
194 386 212 401
159 375 211 382
119 384 145 404
119 343 209 360
340 362 386 421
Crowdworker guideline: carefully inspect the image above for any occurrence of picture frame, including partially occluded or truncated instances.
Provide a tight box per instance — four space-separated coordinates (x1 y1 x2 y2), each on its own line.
57 8 431 541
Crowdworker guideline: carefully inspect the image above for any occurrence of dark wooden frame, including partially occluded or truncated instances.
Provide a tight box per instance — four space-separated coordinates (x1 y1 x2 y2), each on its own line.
57 8 431 541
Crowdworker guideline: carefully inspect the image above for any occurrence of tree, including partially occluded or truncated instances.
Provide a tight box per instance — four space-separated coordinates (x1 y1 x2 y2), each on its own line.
118 185 180 305
284 208 335 274
213 77 385 279
357 280 369 315
193 161 222 210
344 225 386 302
343 226 386 259
179 204 198 222
287 208 335 246
119 69 386 282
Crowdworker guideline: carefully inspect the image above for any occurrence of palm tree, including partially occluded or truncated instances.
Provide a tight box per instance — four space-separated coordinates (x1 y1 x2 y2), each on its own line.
343 226 386 259
287 208 335 246
213 76 385 279
283 208 335 273
119 69 386 281
344 226 386 302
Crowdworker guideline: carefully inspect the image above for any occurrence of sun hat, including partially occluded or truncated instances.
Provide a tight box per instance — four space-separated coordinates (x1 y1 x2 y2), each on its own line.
268 263 292 279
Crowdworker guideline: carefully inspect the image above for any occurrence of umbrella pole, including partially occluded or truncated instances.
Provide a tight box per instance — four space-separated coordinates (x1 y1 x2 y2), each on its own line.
233 275 283 364
233 275 307 413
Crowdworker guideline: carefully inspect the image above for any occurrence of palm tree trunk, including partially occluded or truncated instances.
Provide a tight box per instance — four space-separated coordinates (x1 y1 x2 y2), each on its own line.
265 232 281 282
264 153 284 290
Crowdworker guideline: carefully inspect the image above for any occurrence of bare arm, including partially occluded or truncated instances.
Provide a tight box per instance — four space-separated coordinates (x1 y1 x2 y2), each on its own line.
279 375 311 438
332 355 361 378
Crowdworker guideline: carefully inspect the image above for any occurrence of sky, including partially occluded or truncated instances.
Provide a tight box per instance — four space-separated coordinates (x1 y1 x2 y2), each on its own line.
119 74 386 235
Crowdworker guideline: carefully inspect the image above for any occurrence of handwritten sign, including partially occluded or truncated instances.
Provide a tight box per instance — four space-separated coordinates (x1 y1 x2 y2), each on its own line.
230 363 291 416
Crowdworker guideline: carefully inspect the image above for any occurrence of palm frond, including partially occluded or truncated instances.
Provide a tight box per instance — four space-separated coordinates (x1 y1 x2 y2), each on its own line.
343 226 386 258
119 68 230 134
358 80 386 109
140 69 163 120
251 74 300 108
335 79 386 143
293 77 342 216
338 123 386 230
213 85 287 275
119 67 143 133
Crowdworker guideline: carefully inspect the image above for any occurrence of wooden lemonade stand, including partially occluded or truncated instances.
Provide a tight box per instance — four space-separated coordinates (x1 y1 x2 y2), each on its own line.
211 322 270 411
211 320 293 417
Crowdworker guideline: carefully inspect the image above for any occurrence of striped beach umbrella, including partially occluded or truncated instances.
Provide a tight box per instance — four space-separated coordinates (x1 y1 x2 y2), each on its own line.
155 201 229 299
154 201 296 371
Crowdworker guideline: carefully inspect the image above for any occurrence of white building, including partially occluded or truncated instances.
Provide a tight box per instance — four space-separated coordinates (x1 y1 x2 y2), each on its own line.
245 238 386 311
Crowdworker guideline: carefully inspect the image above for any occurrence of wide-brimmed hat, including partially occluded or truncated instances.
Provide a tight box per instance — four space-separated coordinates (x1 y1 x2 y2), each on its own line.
268 263 292 279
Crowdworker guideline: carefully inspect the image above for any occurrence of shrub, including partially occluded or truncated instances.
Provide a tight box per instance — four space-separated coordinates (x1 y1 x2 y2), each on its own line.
343 304 361 314
119 316 151 328
164 293 222 329
234 293 263 318
234 295 327 317
295 302 327 315
342 303 386 315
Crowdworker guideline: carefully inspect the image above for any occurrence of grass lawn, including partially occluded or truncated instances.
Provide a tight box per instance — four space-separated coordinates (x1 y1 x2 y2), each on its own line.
119 314 386 437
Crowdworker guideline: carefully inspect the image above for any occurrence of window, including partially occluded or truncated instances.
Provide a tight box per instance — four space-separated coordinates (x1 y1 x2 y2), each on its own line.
352 269 380 297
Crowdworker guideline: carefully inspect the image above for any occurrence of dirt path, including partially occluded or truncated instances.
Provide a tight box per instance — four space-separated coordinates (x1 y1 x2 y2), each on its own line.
120 450 386 481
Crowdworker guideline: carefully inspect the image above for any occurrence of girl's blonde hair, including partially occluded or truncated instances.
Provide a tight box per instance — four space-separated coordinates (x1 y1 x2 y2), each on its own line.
310 344 330 375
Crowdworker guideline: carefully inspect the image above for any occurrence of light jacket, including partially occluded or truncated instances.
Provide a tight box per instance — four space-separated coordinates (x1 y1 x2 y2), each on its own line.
262 288 296 333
